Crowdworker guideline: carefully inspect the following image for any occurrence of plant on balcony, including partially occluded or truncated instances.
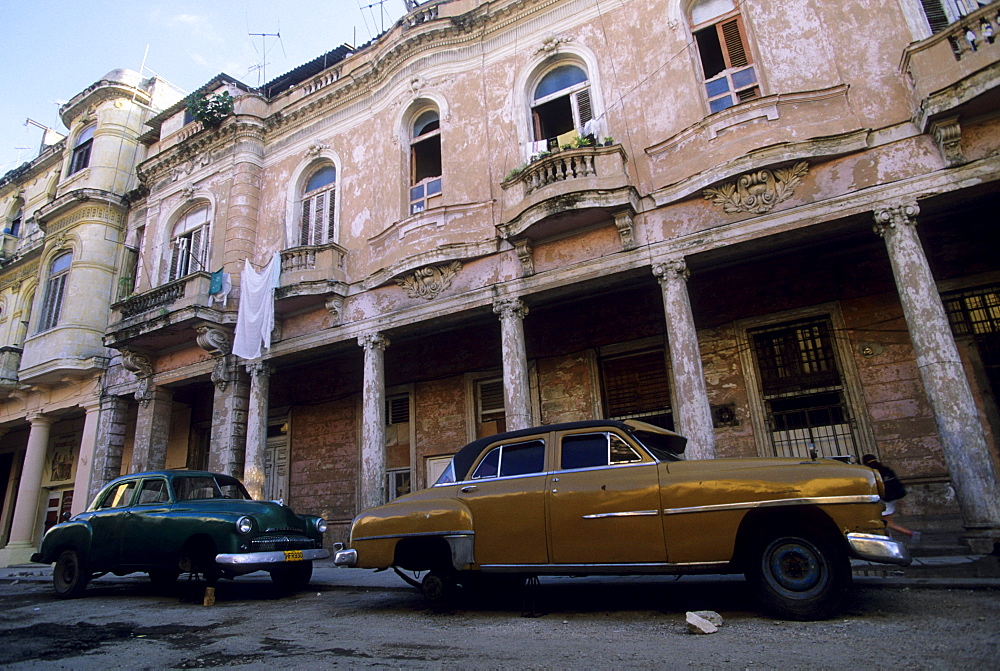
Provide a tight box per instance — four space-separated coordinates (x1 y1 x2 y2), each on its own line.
504 165 525 182
186 91 234 129
560 135 596 151
603 136 615 146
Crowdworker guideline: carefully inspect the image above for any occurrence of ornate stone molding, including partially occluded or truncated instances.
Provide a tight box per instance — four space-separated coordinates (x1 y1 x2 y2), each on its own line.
929 116 964 167
873 202 920 238
703 161 809 215
652 258 690 285
325 296 345 324
196 326 232 357
493 297 529 321
613 209 636 250
536 33 573 54
358 332 390 351
513 239 534 276
121 350 154 405
245 361 273 378
306 142 328 158
395 261 462 300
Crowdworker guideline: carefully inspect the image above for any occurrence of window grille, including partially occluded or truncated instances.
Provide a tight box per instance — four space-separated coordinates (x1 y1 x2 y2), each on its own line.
943 285 1000 337
600 350 673 429
386 395 410 425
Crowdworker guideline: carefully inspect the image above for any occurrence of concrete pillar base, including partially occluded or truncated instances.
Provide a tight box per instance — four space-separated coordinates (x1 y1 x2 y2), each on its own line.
962 526 1000 555
0 542 40 567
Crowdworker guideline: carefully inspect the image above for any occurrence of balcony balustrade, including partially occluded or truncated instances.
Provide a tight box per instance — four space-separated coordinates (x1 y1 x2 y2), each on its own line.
275 242 348 315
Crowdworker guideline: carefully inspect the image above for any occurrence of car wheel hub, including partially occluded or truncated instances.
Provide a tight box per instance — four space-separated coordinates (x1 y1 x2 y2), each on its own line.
766 541 823 592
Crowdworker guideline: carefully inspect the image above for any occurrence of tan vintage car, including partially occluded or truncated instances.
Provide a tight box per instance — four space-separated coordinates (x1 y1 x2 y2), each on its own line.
334 419 910 619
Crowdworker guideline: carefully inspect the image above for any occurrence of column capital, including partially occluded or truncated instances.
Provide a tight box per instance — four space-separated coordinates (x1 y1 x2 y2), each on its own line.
652 257 690 284
873 202 920 238
245 360 274 378
493 297 528 320
26 412 54 427
358 332 390 351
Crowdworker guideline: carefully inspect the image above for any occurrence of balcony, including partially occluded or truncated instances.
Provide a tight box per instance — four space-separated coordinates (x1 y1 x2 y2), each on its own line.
901 2 1000 129
105 271 224 351
0 345 22 388
498 144 637 243
275 242 348 315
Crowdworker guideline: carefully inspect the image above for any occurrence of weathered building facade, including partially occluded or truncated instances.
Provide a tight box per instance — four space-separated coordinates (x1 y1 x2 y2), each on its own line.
2 0 998 563
0 71 181 564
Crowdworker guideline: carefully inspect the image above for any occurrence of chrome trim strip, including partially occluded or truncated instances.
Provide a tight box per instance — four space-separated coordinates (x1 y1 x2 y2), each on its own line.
662 494 879 516
479 561 731 575
353 530 474 542
582 510 659 519
215 548 330 566
551 461 655 476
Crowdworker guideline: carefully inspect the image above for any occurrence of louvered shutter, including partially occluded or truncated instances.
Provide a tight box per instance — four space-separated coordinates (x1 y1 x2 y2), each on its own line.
720 18 751 68
312 192 326 246
189 226 204 273
919 0 950 33
326 188 337 243
300 198 312 246
169 237 186 281
574 88 593 130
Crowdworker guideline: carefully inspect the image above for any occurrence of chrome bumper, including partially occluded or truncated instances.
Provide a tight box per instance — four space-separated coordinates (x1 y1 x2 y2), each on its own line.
332 543 357 567
846 532 912 566
215 548 330 568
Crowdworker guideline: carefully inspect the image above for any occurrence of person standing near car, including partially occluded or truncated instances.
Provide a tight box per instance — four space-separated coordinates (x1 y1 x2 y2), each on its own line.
862 454 921 543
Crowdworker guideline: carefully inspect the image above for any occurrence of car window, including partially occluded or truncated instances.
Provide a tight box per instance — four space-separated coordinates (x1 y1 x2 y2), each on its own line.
562 432 642 470
172 476 222 501
471 440 546 479
136 479 169 505
97 481 137 509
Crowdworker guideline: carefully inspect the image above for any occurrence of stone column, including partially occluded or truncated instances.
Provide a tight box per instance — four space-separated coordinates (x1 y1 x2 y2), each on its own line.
493 298 532 431
71 398 102 516
358 333 390 511
224 119 265 269
1 414 54 565
874 203 1000 547
653 259 717 460
90 394 129 501
208 358 251 478
244 361 272 501
131 387 174 473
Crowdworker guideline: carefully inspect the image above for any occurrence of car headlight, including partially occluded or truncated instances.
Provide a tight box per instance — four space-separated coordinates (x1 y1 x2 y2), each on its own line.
236 516 253 534
316 518 328 534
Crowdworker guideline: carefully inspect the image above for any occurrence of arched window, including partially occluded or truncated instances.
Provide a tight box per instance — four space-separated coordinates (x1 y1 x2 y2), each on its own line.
530 63 593 149
38 252 72 332
409 108 442 215
6 202 22 237
168 205 210 281
690 0 760 114
69 125 95 175
300 164 337 245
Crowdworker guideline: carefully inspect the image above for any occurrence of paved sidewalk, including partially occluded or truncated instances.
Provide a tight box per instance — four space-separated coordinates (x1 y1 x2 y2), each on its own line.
2 552 998 591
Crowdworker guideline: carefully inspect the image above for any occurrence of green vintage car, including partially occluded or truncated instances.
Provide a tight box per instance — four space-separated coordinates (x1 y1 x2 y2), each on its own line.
31 470 330 598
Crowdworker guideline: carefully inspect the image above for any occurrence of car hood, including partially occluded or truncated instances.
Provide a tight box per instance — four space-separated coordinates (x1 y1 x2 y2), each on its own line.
143 499 310 532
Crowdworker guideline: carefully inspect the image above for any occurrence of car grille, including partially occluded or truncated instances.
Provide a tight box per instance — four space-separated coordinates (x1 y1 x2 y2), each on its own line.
250 533 319 552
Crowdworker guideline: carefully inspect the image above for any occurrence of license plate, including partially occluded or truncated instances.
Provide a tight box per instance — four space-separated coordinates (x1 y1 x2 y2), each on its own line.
284 550 303 561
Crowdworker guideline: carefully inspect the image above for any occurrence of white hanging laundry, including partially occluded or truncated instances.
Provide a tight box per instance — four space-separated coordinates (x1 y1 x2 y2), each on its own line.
233 253 281 360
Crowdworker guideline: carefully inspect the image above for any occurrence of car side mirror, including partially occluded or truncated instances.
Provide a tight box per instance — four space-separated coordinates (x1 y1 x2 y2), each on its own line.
60 511 71 522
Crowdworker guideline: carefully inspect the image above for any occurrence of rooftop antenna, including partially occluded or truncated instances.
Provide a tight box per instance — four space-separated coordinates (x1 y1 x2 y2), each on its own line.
249 23 286 86
359 0 389 36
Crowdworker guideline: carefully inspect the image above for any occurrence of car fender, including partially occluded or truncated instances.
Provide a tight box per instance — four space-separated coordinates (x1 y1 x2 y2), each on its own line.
34 521 93 564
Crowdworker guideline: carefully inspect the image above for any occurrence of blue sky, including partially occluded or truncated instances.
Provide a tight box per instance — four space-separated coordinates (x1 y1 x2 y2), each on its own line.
0 0 407 175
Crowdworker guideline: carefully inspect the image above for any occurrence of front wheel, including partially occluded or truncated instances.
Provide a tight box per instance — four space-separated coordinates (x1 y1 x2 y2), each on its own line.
744 530 849 620
53 549 90 599
270 561 313 590
421 570 458 602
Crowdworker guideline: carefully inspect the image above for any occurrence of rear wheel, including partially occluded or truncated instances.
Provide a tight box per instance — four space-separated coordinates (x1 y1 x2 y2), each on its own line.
745 529 849 620
270 561 313 590
53 549 89 599
421 570 458 602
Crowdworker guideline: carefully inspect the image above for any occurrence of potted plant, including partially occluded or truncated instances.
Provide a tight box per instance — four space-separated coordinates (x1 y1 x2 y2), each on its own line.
186 91 235 129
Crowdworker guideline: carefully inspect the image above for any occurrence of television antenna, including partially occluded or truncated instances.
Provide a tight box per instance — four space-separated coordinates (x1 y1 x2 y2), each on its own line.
358 0 390 38
248 23 286 86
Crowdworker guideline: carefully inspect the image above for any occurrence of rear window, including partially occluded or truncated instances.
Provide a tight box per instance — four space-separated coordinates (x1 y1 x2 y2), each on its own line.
471 440 546 479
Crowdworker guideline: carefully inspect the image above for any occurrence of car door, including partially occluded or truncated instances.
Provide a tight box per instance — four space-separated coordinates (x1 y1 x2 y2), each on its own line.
546 430 666 564
120 477 173 568
85 479 139 568
456 437 549 566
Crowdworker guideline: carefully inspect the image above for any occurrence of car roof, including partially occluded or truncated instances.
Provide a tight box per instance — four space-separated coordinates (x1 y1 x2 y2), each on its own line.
449 419 684 481
101 470 232 487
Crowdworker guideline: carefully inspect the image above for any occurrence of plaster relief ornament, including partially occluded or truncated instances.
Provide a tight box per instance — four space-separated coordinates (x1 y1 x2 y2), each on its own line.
180 185 196 201
537 34 573 54
703 161 809 215
306 142 328 158
395 261 462 300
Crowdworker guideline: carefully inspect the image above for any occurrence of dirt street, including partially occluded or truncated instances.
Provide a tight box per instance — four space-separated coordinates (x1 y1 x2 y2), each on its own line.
0 573 997 669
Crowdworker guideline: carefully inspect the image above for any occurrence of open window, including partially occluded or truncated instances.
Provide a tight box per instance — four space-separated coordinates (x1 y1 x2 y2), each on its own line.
5 202 22 237
409 108 442 215
690 0 760 114
68 125 95 175
300 164 337 245
530 63 594 150
168 204 210 282
37 251 72 332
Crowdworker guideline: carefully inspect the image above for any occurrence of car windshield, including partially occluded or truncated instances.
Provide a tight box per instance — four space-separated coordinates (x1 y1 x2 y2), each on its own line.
173 475 252 501
631 429 685 462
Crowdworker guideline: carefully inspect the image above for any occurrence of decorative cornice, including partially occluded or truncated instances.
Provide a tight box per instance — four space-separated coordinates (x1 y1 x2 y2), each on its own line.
703 161 809 215
395 261 462 300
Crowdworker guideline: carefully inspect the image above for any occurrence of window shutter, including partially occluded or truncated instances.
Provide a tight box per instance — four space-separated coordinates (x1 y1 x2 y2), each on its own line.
919 0 950 33
326 188 337 243
40 275 67 331
720 18 750 68
312 192 325 246
300 198 312 246
168 238 185 281
575 88 593 128
189 226 204 272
